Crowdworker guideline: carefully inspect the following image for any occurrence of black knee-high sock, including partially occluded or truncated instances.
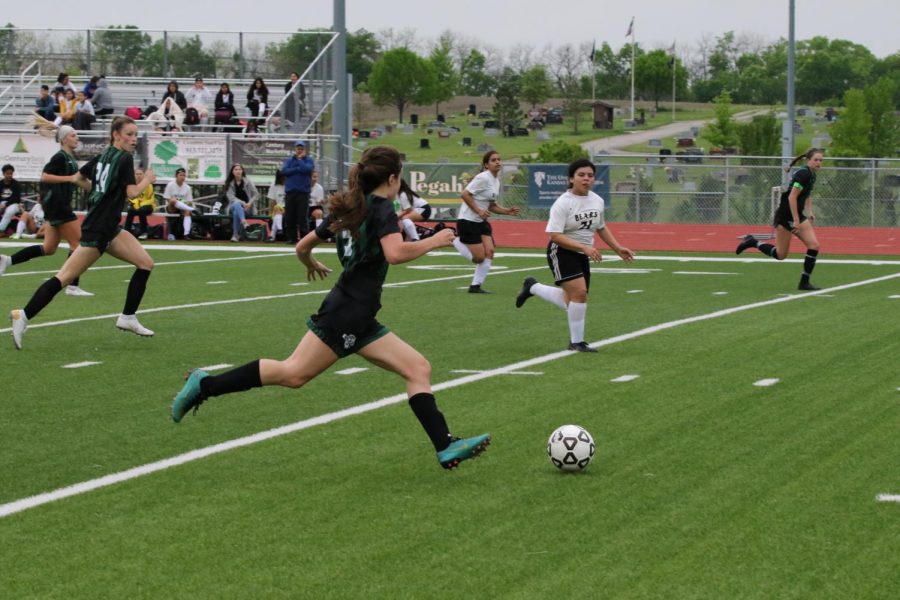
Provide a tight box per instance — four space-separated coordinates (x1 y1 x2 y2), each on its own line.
801 249 819 282
122 268 151 315
11 245 44 265
200 360 263 398
23 276 63 320
66 249 81 287
408 392 452 452
757 243 779 259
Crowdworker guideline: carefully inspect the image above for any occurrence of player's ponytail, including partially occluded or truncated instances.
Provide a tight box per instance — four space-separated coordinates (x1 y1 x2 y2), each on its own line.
329 145 402 238
786 148 823 172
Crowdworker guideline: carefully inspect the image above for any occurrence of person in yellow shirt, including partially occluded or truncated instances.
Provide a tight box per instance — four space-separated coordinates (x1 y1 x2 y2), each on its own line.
124 167 157 240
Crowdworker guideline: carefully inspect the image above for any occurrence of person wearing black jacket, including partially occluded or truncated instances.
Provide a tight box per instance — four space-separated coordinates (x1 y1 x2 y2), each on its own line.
161 80 187 111
0 164 22 236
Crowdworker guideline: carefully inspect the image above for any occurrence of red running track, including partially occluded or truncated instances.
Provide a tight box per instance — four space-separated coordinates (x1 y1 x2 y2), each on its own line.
450 220 900 255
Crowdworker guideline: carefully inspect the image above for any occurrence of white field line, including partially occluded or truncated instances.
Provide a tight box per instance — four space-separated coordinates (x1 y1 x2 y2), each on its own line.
450 369 544 376
0 266 548 335
0 253 291 278
753 378 780 387
62 361 102 369
611 375 640 382
876 495 900 503
672 271 739 276
335 367 368 375
1 271 897 519
198 364 233 372
428 252 900 267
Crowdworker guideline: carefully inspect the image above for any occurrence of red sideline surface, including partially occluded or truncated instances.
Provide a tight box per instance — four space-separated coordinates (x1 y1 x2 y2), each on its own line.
440 220 900 255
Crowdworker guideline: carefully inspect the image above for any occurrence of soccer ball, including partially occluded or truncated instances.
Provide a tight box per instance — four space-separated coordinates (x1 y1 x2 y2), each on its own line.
547 424 595 471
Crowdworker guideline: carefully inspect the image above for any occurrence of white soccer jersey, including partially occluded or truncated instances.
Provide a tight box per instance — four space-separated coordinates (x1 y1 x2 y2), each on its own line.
309 183 326 207
398 191 428 214
545 190 606 247
164 181 193 205
458 170 499 223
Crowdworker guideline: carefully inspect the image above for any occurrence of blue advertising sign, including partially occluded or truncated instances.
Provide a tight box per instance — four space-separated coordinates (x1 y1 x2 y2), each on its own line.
526 164 610 209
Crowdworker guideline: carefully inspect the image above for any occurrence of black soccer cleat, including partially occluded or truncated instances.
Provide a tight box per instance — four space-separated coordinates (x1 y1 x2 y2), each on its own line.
735 234 758 255
468 284 490 294
567 341 598 353
515 277 538 308
798 281 821 291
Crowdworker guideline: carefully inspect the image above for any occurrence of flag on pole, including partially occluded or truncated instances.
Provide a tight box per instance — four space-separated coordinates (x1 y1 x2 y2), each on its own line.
667 40 676 68
625 17 634 37
590 39 596 62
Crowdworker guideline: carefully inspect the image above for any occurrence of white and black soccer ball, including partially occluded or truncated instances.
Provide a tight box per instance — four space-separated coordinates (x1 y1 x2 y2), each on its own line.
547 424 595 471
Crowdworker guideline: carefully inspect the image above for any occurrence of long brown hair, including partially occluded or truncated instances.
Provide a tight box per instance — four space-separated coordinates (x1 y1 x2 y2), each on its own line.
786 148 823 172
480 149 499 172
329 145 402 238
109 116 136 144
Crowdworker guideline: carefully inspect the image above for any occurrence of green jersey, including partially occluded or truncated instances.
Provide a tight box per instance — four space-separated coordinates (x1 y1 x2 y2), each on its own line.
79 146 136 234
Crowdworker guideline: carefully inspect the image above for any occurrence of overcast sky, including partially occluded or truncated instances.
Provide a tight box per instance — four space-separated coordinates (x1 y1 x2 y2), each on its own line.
3 0 897 59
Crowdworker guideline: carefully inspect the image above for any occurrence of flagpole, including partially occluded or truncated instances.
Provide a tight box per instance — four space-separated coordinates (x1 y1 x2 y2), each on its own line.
671 48 676 122
591 41 596 107
630 20 635 122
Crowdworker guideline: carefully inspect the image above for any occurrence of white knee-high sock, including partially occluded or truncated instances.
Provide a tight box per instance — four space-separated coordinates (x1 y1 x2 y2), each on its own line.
567 302 587 344
452 237 473 261
315 218 323 228
401 218 419 240
174 200 192 212
272 213 283 236
472 258 492 286
183 215 192 237
532 283 567 310
16 219 27 235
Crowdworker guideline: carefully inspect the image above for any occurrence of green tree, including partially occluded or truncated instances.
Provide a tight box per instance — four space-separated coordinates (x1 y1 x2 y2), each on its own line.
872 51 900 107
266 29 331 75
367 47 436 123
704 91 738 149
459 49 496 96
522 140 588 163
142 36 216 78
428 39 458 118
0 23 17 73
347 29 381 90
634 50 687 110
93 26 150 76
864 77 899 158
493 68 522 134
592 42 629 99
796 37 877 104
736 112 780 157
519 65 553 108
831 88 872 157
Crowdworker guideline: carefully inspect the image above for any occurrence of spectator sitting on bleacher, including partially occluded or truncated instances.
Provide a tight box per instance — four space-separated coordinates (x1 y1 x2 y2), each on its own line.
34 85 55 121
125 167 157 240
309 169 327 230
55 89 76 126
267 170 285 242
246 77 269 119
72 90 95 131
0 164 23 237
147 97 184 132
224 163 259 242
92 76 114 116
56 73 77 95
283 71 306 122
83 76 99 100
164 167 195 240
185 76 213 120
162 80 187 111
214 83 237 128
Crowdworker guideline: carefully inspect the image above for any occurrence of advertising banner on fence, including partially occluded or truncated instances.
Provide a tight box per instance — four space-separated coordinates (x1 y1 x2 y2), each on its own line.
146 135 227 182
404 163 479 205
230 139 295 186
0 133 59 180
526 164 610 209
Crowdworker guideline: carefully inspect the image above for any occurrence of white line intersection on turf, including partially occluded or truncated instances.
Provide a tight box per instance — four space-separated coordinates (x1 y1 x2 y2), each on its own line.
1 271 898 519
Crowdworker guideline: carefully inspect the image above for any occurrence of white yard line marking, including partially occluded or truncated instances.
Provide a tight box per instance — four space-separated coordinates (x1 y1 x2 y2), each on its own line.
672 271 739 276
427 252 900 267
450 369 544 376
753 378 780 387
289 282 309 287
610 374 640 382
713 291 729 295
62 361 102 369
198 364 233 372
0 253 290 278
0 266 548 336
591 268 659 274
206 281 228 285
876 495 900 503
889 295 900 299
335 367 369 375
627 290 644 294
1 271 898 519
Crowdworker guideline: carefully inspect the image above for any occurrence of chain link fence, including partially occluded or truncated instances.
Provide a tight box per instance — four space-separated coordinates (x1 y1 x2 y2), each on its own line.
496 155 900 228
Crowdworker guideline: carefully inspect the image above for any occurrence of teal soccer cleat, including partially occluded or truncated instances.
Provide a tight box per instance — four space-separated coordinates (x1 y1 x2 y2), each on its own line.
171 369 209 423
437 434 491 470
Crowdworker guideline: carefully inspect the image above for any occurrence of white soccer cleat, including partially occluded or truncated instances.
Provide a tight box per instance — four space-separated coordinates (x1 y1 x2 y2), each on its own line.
0 254 11 275
65 285 95 297
10 309 27 350
116 314 154 337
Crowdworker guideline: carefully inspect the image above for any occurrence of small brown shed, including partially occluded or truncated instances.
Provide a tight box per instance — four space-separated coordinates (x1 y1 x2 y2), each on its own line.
592 101 615 129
